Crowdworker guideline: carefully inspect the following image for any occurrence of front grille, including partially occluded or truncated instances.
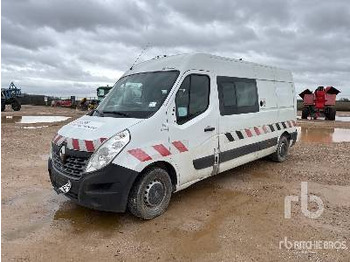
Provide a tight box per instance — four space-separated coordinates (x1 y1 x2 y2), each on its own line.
52 150 89 179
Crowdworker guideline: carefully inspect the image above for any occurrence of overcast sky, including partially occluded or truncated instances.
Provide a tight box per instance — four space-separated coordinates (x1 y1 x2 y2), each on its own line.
2 0 350 98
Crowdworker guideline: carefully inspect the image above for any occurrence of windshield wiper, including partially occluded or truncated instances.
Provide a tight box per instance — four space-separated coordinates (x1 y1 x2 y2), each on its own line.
102 111 131 117
88 109 104 117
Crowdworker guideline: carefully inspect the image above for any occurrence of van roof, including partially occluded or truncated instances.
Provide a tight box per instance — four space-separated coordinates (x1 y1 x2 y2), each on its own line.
124 53 293 83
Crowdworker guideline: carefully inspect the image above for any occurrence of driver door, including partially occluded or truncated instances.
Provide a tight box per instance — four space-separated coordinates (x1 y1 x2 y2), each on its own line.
167 71 219 187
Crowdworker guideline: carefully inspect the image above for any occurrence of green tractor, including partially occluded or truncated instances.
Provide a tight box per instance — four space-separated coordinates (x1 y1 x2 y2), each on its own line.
97 85 112 102
1 82 22 112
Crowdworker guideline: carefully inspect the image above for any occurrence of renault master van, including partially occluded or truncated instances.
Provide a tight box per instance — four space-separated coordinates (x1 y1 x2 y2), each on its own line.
48 53 297 219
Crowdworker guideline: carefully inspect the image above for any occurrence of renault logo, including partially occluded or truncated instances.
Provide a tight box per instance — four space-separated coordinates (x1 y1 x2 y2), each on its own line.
59 144 67 163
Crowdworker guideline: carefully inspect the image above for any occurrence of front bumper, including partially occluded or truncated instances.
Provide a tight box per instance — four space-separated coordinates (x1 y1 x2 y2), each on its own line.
48 159 139 212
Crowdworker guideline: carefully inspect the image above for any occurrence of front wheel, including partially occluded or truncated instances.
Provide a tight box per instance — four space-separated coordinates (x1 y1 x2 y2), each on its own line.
270 136 290 162
128 167 172 220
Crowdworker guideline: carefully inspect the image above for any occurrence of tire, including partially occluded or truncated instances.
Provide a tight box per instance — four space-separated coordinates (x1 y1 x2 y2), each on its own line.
1 101 5 112
327 107 336 121
11 99 21 111
270 136 290 162
301 107 309 119
128 167 172 220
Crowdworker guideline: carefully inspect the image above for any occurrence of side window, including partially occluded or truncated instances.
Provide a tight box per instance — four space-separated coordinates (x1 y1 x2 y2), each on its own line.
221 82 236 107
235 81 257 107
175 74 210 124
217 76 258 115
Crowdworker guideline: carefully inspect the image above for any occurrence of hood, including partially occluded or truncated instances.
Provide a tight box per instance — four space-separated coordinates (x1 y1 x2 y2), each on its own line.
58 115 143 140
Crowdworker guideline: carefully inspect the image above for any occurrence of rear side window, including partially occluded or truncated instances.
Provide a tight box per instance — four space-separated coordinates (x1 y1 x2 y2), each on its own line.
175 74 210 124
217 76 258 115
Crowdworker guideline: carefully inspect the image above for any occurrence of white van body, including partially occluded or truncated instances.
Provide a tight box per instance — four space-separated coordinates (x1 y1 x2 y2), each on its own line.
48 53 297 219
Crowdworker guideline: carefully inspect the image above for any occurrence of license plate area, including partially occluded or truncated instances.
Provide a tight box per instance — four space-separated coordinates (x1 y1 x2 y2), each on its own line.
58 180 72 194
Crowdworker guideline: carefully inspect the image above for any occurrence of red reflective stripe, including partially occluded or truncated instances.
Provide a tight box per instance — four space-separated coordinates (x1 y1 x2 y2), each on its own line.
287 121 292 128
153 144 171 157
72 139 80 150
100 137 107 143
172 141 188 153
245 129 253 137
254 127 261 135
53 134 62 144
85 141 95 152
128 149 152 162
262 125 269 134
292 120 297 126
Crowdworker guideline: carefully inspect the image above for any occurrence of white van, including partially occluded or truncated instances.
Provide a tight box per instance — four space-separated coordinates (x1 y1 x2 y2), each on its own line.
48 53 297 219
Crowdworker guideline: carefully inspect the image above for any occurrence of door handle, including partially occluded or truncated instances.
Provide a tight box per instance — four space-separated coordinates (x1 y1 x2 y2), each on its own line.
204 126 215 132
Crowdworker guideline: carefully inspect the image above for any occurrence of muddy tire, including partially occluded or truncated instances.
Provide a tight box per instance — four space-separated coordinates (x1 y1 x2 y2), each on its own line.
270 136 290 162
326 107 336 121
11 99 21 111
128 167 172 220
301 107 309 119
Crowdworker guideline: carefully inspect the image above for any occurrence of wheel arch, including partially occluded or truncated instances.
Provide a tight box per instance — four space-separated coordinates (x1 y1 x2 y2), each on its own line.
136 161 178 192
281 131 291 140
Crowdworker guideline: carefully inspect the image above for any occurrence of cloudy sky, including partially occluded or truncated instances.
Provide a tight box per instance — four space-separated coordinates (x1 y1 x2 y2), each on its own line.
2 0 350 98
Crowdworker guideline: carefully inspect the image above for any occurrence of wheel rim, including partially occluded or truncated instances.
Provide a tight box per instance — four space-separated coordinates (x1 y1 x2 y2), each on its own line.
144 180 165 207
279 141 287 157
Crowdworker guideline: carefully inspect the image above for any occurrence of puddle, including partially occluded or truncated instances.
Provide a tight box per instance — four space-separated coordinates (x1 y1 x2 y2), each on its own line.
2 115 71 124
18 125 49 129
297 126 350 143
335 116 350 122
311 183 350 207
297 115 350 122
53 202 121 235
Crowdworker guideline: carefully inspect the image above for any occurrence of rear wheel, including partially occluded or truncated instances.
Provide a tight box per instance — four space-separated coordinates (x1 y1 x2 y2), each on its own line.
301 107 309 119
270 136 290 162
11 99 21 111
1 101 5 112
128 167 172 220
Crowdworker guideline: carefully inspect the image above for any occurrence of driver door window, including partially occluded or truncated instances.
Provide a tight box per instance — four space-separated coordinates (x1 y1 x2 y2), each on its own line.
175 74 210 124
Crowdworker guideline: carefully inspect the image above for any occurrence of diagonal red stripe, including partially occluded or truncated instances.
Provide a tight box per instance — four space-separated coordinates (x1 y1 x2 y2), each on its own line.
262 125 269 134
85 140 95 152
245 129 253 137
153 144 171 157
172 141 188 153
53 134 62 144
72 139 80 150
128 149 152 162
100 137 107 143
254 127 261 135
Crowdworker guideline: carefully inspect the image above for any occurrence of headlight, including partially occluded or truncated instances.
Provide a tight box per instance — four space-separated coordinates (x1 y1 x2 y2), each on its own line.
85 129 130 173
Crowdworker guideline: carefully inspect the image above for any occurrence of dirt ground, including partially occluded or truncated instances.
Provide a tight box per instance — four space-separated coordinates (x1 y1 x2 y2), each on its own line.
1 105 350 262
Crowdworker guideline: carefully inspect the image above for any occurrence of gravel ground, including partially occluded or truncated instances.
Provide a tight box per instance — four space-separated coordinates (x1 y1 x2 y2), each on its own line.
2 106 350 261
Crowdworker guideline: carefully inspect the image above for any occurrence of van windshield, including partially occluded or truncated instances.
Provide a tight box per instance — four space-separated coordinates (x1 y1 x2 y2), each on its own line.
95 71 179 118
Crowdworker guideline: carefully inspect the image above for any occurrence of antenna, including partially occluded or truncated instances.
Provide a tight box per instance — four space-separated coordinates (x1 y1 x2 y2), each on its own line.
130 42 150 70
